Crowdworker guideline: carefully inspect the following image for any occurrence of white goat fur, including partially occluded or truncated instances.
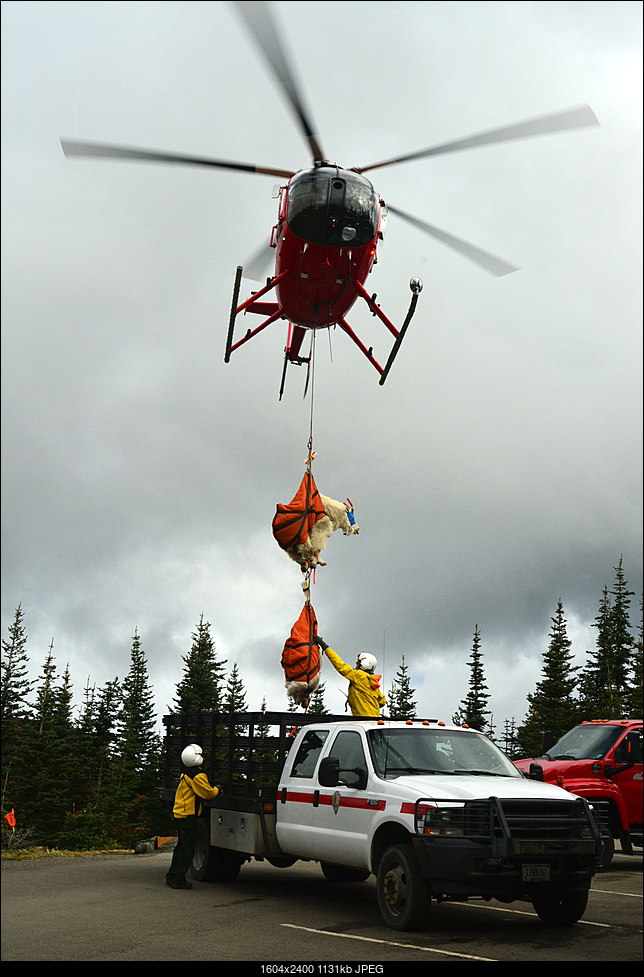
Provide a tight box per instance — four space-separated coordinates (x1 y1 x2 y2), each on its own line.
286 495 359 569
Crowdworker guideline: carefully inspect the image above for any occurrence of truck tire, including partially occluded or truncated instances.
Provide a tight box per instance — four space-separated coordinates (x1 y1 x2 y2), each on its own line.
320 862 370 883
376 844 431 931
191 818 243 883
531 889 588 926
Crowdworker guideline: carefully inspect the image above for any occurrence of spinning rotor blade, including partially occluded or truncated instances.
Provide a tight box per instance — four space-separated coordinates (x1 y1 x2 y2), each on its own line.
387 204 519 277
357 105 598 174
231 1 326 164
60 139 295 179
243 240 275 281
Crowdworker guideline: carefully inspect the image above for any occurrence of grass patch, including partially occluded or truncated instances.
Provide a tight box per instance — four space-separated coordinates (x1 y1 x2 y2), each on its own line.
2 847 134 860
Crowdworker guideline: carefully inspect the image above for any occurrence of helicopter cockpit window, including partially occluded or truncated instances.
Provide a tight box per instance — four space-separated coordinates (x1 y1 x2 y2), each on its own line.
287 170 379 247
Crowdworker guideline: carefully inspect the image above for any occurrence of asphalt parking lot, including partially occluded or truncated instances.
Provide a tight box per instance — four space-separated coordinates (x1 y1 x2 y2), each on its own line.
2 847 641 962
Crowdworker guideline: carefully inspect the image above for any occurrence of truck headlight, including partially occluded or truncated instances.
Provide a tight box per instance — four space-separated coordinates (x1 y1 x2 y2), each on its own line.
420 805 465 836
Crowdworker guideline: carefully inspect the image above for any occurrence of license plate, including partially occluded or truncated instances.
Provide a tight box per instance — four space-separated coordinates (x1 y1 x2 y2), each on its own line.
522 864 551 882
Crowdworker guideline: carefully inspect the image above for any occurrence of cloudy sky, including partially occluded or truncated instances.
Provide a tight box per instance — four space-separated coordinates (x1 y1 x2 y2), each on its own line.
2 1 642 734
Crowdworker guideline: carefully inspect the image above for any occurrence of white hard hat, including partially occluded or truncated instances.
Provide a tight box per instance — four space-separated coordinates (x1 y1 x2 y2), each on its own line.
356 653 377 674
181 744 204 768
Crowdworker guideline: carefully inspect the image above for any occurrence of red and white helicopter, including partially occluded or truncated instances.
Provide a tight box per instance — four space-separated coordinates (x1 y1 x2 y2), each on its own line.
61 1 598 397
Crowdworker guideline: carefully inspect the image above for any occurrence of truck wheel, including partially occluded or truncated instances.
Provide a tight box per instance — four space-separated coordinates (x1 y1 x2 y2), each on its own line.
531 889 588 926
376 844 430 931
321 862 370 883
191 818 242 883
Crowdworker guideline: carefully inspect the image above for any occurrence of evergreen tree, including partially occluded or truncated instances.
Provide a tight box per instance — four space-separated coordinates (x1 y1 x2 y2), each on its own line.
56 675 123 851
452 626 492 733
1 604 33 724
388 656 417 719
1 606 33 805
172 613 226 713
253 697 279 788
34 637 56 734
112 629 161 845
223 663 248 789
308 680 329 715
515 599 579 756
609 556 636 693
622 596 643 718
20 647 79 842
579 558 636 717
224 662 247 714
501 717 519 758
116 629 159 780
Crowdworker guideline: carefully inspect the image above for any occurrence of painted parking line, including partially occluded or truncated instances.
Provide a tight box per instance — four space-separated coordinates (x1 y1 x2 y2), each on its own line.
451 900 641 930
281 923 497 962
591 888 643 898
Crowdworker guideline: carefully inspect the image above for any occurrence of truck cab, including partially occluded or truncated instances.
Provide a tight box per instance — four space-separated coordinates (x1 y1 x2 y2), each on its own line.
514 719 643 866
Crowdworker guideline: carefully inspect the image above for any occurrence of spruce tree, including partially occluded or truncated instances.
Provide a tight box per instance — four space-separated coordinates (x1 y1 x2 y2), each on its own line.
622 596 643 718
254 698 279 788
609 556 636 694
308 680 329 715
224 662 247 714
388 656 417 719
515 599 578 756
172 613 227 713
113 629 161 845
1 604 33 723
501 717 519 758
116 629 159 780
452 626 492 734
21 647 78 843
1 605 33 804
579 558 636 717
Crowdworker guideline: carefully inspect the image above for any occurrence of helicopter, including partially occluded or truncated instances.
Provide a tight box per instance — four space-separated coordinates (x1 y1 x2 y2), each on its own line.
61 0 598 398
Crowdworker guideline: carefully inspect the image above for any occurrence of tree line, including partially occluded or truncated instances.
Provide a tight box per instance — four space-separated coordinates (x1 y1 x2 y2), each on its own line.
1 557 640 851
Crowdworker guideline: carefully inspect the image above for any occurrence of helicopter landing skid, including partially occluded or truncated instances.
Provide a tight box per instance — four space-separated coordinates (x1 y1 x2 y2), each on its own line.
225 265 288 363
341 277 423 385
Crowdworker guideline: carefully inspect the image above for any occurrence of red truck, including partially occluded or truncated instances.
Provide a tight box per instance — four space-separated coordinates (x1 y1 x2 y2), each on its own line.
514 719 642 867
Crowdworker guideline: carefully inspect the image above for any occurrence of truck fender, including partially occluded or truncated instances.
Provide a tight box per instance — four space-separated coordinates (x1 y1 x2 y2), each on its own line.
565 782 629 835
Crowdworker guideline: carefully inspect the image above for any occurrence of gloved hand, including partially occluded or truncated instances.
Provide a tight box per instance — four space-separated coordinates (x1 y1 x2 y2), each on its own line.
213 785 224 796
313 635 329 651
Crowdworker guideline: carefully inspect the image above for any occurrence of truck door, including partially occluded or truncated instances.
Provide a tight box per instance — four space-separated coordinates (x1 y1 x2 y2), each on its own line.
312 728 382 868
275 727 330 859
609 727 643 826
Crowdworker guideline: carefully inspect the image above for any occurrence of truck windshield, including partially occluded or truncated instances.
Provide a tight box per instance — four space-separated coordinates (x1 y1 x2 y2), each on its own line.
544 724 623 760
367 727 520 779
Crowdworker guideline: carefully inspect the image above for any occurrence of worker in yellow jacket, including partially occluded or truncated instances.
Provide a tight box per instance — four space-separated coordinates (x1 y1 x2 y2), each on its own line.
165 743 220 889
314 636 386 717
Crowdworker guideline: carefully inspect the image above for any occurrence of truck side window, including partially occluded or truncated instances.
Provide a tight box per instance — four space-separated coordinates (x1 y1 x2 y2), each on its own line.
615 730 642 764
290 730 329 778
329 730 367 788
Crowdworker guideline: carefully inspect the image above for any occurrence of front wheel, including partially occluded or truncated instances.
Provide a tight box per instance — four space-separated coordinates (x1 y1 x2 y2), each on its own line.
532 889 588 926
376 844 430 931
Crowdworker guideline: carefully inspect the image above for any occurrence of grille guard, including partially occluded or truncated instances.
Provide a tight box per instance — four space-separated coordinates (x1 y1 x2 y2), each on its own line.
414 795 604 859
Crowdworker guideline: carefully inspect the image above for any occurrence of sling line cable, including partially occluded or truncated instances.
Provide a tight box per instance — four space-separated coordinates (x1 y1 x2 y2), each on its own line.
300 330 317 713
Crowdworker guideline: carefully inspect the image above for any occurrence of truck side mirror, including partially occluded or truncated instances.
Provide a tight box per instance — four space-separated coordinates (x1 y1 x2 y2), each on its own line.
529 762 544 782
541 731 553 755
318 756 339 787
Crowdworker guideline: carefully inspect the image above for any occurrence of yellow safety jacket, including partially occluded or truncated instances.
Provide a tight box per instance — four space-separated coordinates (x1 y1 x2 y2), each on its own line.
172 769 219 818
325 647 387 717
